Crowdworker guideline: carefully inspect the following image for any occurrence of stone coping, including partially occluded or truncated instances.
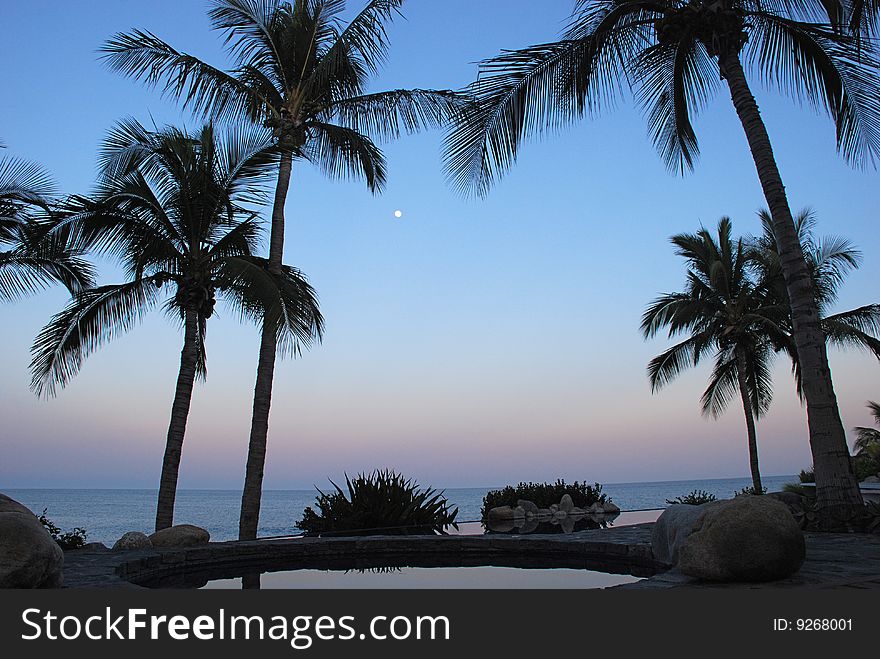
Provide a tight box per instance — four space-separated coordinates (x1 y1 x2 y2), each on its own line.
62 523 880 589
63 523 662 589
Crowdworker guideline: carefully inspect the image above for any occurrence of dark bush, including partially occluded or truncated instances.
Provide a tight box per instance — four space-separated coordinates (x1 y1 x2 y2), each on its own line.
799 468 815 483
734 485 767 497
297 470 458 536
38 509 88 550
665 489 717 505
480 480 607 520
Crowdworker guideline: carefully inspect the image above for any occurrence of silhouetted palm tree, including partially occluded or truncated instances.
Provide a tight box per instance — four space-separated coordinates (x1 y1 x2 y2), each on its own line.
30 121 323 531
444 0 880 525
101 0 467 538
642 218 782 492
0 149 93 300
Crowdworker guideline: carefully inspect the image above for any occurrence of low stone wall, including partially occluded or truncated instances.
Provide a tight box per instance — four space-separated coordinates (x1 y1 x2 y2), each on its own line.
64 523 662 589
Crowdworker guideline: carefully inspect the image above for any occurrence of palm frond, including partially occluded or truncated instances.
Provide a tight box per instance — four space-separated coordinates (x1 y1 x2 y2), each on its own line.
30 278 161 397
215 255 324 356
301 121 386 191
100 29 269 124
746 13 880 167
328 89 471 141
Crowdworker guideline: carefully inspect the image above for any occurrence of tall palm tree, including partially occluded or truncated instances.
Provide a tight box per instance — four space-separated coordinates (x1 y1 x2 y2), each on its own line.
444 0 880 526
751 208 880 396
101 0 467 539
30 120 323 531
642 218 783 493
1 149 93 300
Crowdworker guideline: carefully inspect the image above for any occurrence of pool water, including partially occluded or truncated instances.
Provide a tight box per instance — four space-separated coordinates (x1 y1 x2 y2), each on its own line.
202 566 642 589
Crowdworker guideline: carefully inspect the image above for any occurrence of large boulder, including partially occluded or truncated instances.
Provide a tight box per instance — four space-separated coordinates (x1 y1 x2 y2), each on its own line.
149 524 210 548
113 531 152 551
0 493 64 588
654 497 805 582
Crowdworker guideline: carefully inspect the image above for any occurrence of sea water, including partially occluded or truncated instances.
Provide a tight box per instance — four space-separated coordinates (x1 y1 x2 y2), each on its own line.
5 474 796 545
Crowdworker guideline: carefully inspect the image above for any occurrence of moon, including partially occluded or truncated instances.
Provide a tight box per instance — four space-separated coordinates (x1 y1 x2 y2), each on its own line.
393 209 403 218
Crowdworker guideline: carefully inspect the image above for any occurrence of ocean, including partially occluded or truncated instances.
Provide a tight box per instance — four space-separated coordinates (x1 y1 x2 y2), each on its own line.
5 474 796 545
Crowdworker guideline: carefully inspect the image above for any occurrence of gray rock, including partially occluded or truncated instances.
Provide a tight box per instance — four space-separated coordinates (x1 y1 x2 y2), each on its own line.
660 497 805 582
588 502 606 514
487 506 516 521
149 524 210 548
0 493 64 588
517 500 539 515
536 509 553 521
559 494 574 513
862 475 880 483
570 507 587 516
80 542 109 552
512 506 526 520
113 531 153 551
603 501 621 514
766 491 807 516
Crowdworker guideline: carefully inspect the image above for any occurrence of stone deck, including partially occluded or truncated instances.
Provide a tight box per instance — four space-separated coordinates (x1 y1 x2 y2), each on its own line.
61 523 880 589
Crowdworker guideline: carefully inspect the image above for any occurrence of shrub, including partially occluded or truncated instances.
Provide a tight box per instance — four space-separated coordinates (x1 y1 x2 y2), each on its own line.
480 480 607 520
38 509 88 550
734 486 767 496
297 470 458 536
798 468 815 483
665 489 716 505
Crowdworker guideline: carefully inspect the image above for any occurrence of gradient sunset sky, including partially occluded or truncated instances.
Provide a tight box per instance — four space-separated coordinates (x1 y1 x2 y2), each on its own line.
1 0 878 490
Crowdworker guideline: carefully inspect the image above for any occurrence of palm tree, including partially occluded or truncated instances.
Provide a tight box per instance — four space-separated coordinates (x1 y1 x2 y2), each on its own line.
101 0 467 539
30 120 324 531
751 208 880 396
443 0 880 526
642 218 784 493
1 149 93 300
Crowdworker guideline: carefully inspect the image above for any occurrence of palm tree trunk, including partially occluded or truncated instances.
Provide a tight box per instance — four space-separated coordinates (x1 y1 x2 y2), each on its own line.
718 53 863 526
735 348 763 494
155 307 200 531
239 151 292 540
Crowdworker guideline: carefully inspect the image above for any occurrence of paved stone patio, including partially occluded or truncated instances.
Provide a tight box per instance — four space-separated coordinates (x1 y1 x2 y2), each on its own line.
61 522 880 589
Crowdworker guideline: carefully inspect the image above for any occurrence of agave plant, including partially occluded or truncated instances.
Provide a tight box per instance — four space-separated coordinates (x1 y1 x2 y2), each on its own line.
297 469 459 536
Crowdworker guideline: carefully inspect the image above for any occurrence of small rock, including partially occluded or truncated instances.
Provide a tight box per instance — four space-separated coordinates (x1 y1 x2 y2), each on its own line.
588 502 605 514
602 501 621 514
570 507 586 516
149 524 210 548
862 475 880 484
517 500 539 515
79 542 109 552
113 531 153 551
536 509 553 521
559 494 574 513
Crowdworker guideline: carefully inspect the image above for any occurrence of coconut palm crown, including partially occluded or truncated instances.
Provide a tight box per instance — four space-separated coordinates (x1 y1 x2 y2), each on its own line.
444 0 880 526
101 0 468 539
30 120 324 530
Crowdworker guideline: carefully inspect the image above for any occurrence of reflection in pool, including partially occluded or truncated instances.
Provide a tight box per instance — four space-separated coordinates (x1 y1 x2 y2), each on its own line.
202 566 641 589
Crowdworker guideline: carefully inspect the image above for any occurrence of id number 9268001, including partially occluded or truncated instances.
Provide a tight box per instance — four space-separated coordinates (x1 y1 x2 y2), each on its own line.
773 618 852 631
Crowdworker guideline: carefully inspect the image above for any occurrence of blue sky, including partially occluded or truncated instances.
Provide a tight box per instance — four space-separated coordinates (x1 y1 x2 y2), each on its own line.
1 0 878 490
